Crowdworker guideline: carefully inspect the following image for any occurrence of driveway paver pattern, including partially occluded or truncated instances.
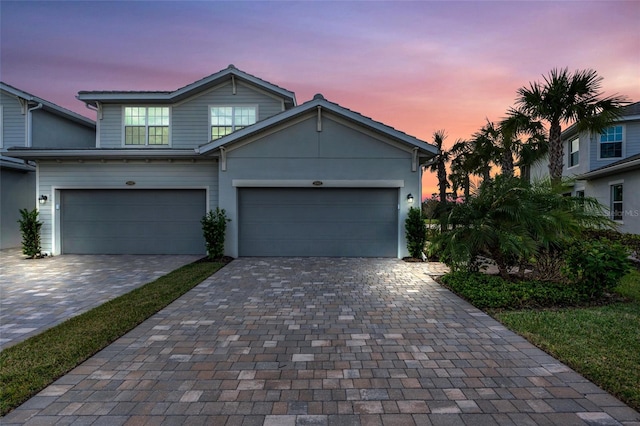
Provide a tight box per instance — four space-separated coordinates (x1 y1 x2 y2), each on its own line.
2 257 638 425
0 249 201 350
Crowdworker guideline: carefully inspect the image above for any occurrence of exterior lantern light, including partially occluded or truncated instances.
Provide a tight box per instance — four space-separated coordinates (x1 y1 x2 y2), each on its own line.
407 194 414 204
38 195 48 204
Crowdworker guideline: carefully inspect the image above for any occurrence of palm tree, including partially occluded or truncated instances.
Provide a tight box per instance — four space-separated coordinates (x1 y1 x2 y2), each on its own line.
426 130 450 204
500 110 547 181
468 124 500 184
425 130 450 231
512 68 627 183
449 141 474 202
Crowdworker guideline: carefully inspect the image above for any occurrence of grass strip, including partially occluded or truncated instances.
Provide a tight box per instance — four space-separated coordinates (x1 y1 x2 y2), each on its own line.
0 260 224 416
495 302 640 411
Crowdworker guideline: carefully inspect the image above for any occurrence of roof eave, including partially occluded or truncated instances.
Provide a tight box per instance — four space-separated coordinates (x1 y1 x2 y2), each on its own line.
5 148 212 161
578 159 640 180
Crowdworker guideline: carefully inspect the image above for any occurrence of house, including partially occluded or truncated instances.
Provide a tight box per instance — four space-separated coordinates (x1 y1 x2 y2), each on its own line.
532 101 640 234
7 65 438 257
0 83 96 249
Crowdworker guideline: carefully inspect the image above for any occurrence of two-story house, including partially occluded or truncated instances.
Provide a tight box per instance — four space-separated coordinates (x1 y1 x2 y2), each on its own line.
532 101 640 234
8 65 437 258
0 83 96 249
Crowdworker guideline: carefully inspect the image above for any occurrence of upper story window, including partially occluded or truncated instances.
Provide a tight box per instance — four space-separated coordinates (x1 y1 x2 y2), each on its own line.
611 183 623 221
124 107 169 146
569 137 579 167
210 106 257 140
600 125 623 159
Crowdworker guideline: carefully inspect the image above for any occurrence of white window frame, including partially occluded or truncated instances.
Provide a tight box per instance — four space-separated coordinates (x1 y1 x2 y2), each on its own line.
122 106 171 147
610 180 624 222
568 137 579 168
598 125 624 160
209 105 258 141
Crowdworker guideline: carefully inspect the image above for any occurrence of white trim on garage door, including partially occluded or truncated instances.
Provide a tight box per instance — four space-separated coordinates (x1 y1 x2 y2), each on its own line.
61 189 206 254
238 187 398 257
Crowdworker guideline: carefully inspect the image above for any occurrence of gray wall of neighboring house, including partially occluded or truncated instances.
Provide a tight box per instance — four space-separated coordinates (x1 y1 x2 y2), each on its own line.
586 169 640 235
1 91 27 148
97 81 285 149
0 167 35 249
218 112 420 258
31 109 95 148
36 160 218 255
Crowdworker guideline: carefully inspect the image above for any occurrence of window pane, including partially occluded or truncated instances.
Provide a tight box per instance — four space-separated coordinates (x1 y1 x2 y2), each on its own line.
212 126 233 140
211 107 233 126
125 107 146 126
148 107 169 126
234 107 257 126
148 126 168 145
125 126 145 145
601 142 622 158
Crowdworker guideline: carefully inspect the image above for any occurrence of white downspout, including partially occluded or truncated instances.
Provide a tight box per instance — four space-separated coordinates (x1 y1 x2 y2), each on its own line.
26 103 43 147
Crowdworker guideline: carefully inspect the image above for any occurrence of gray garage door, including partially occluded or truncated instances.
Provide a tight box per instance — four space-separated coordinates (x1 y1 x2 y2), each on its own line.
62 189 206 255
239 188 398 257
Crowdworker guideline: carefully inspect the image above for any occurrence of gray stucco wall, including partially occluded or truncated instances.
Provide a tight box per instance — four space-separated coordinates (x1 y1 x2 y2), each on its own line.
0 167 35 249
31 109 94 148
36 159 218 255
218 112 421 258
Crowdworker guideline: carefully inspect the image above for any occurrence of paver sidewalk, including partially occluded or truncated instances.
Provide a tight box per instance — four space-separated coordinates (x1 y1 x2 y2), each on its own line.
2 258 638 425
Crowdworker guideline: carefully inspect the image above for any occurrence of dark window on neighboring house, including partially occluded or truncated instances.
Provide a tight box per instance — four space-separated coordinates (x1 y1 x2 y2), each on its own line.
600 125 623 159
611 184 623 221
569 138 579 167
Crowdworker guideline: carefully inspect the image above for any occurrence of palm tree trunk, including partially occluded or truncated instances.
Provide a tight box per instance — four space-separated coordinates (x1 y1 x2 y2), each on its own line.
501 150 515 177
548 121 563 184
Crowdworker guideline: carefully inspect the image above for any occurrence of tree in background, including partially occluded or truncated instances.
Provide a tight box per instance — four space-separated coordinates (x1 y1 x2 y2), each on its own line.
512 68 627 183
425 130 451 231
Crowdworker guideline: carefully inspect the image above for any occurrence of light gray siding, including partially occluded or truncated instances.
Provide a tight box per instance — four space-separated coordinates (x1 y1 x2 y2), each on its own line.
219 113 420 258
31 109 94 148
36 159 218 255
0 167 35 249
585 169 640 234
98 82 285 149
0 91 26 148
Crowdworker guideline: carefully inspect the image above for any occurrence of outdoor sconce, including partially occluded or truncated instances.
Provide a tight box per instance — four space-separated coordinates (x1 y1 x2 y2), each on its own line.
407 194 414 204
38 195 48 204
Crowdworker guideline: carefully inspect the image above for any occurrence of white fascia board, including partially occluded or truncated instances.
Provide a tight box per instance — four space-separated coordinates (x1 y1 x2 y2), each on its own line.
232 179 405 188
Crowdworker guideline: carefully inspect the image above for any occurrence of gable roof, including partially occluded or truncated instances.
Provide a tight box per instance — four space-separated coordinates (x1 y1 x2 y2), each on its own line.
0 82 96 128
197 94 438 159
578 152 640 180
77 65 297 107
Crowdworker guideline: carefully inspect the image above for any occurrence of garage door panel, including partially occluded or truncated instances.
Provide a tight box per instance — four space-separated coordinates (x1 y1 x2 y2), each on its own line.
239 188 397 257
62 189 206 255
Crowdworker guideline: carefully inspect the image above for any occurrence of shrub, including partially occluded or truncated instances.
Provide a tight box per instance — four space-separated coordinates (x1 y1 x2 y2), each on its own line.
440 271 583 310
405 207 427 258
17 208 43 259
201 208 230 260
563 239 631 298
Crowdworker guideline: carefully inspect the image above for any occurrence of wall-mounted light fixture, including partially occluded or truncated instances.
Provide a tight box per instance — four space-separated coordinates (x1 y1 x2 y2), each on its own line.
38 195 48 204
407 194 414 204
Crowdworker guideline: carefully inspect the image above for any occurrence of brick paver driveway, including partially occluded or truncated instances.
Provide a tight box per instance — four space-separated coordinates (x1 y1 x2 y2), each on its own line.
3 258 638 425
0 249 201 350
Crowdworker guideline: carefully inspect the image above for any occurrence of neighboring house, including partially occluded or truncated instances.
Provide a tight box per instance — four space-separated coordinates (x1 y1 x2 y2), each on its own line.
8 65 438 257
531 101 640 234
0 83 96 249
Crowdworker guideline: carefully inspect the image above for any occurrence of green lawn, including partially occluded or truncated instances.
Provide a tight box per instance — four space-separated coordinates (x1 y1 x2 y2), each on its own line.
0 259 225 416
494 269 640 411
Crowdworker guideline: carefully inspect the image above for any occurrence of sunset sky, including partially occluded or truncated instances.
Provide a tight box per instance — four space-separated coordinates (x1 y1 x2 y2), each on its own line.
2 1 639 198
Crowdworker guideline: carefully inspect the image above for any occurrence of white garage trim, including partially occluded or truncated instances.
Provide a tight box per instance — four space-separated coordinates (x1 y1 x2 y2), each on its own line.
232 179 404 188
